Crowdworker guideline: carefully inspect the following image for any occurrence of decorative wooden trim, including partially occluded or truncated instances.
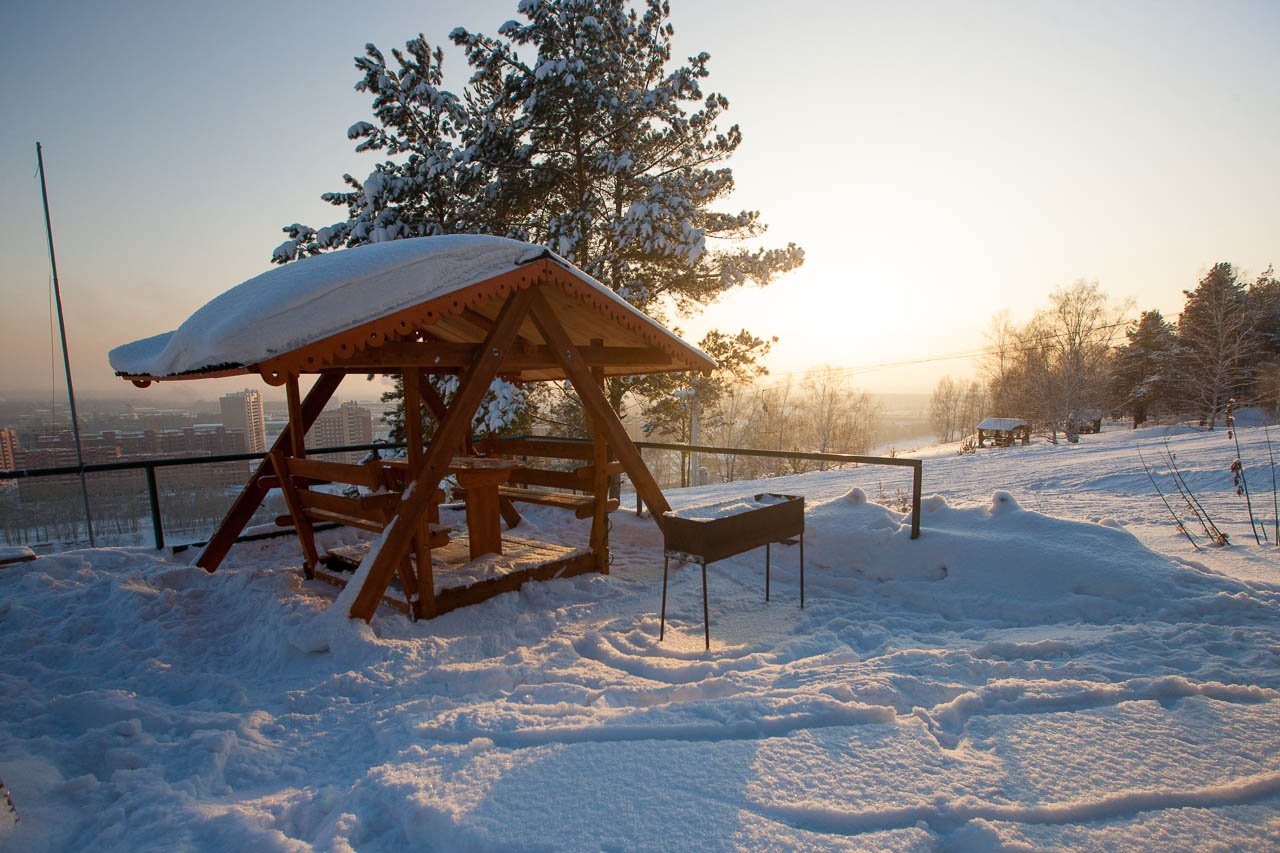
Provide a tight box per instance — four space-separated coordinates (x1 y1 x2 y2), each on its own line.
323 342 673 373
256 266 541 382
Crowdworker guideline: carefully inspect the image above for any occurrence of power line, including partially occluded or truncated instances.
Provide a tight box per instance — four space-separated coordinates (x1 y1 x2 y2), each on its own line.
751 318 1136 390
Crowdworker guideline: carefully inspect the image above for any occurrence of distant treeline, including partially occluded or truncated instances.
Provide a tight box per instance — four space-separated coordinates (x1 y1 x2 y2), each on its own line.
930 262 1279 441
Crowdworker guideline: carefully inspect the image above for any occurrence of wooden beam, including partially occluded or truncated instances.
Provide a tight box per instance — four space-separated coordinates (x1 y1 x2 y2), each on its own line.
418 371 450 422
589 344 611 573
286 375 306 459
526 289 671 531
402 368 432 619
348 286 538 621
196 372 343 572
478 437 596 461
270 451 319 578
284 457 383 489
459 307 538 353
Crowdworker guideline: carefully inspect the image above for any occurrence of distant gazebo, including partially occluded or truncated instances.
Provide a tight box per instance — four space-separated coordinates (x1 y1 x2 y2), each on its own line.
976 417 1031 448
110 235 714 622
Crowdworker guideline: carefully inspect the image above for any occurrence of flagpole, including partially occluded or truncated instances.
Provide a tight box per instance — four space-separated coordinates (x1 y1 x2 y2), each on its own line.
36 141 96 548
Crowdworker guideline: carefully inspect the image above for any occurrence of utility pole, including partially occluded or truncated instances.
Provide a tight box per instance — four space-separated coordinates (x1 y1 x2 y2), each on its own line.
37 141 95 547
688 390 700 487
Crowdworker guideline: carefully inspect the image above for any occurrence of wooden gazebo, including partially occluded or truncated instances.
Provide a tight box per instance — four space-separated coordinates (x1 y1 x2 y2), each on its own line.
976 417 1031 448
110 235 714 621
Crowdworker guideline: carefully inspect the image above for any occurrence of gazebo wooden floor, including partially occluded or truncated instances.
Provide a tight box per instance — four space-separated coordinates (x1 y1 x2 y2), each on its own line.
315 535 595 617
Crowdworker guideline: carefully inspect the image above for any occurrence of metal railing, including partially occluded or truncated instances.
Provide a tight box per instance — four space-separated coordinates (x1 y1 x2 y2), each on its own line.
500 435 923 540
1 441 403 550
2 437 923 550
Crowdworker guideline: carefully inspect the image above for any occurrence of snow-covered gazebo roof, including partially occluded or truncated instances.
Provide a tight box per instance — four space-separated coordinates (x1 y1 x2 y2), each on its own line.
110 235 714 385
977 418 1030 432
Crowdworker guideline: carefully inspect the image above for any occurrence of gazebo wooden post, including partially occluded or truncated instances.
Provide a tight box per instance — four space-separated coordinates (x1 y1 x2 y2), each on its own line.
269 449 319 579
279 373 320 579
348 287 537 621
196 372 342 572
402 367 433 619
588 339 611 573
527 288 671 532
285 374 306 459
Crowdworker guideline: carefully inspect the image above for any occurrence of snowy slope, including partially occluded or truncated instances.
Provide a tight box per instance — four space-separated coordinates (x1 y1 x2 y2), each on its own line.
2 423 1279 850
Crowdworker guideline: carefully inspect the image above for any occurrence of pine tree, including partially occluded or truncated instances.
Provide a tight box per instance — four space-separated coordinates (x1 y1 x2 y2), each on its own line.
452 0 803 410
1174 263 1259 428
273 37 491 261
1249 266 1280 357
275 1 803 435
1110 309 1176 427
1250 267 1280 413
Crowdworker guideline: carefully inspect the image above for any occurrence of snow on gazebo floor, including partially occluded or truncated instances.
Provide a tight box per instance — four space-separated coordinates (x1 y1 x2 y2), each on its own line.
2 424 1279 850
321 532 592 600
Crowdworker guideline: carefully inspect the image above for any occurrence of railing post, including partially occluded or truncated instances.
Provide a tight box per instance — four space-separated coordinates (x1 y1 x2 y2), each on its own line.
145 465 165 549
910 462 922 540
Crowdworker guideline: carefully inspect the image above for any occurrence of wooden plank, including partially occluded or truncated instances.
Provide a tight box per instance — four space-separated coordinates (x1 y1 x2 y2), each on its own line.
285 457 383 489
497 486 592 512
348 286 537 622
589 349 611 573
311 567 412 616
506 467 592 491
498 495 523 529
278 511 451 545
432 550 596 616
286 508 385 533
418 373 450 423
526 288 671 530
403 367 433 619
297 489 398 520
197 372 343 572
319 544 595 618
270 451 319 578
478 437 596 461
286 374 306 459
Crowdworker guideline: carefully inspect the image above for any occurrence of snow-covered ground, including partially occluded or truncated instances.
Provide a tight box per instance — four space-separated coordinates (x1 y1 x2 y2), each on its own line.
2 423 1279 850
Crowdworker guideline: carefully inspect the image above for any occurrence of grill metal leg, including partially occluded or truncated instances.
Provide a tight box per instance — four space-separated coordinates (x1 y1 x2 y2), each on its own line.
765 542 771 602
702 561 710 651
660 555 669 641
800 532 805 609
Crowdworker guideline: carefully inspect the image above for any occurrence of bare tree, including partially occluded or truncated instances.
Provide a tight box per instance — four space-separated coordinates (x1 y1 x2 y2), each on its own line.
984 282 1129 439
958 380 988 439
798 367 879 467
930 375 962 443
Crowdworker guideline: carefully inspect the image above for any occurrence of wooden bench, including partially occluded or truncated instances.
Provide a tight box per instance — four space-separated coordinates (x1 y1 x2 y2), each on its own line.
271 454 450 563
457 436 620 575
460 437 622 525
272 457 447 538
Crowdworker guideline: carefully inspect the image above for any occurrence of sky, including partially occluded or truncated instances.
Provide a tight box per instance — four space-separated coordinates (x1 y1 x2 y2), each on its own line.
1 0 1278 404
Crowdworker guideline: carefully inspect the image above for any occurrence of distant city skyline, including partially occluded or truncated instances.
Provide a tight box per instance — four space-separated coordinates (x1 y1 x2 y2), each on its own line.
2 0 1277 402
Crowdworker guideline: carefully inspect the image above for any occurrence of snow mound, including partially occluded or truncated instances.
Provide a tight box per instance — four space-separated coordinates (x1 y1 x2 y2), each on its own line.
803 491 1267 626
